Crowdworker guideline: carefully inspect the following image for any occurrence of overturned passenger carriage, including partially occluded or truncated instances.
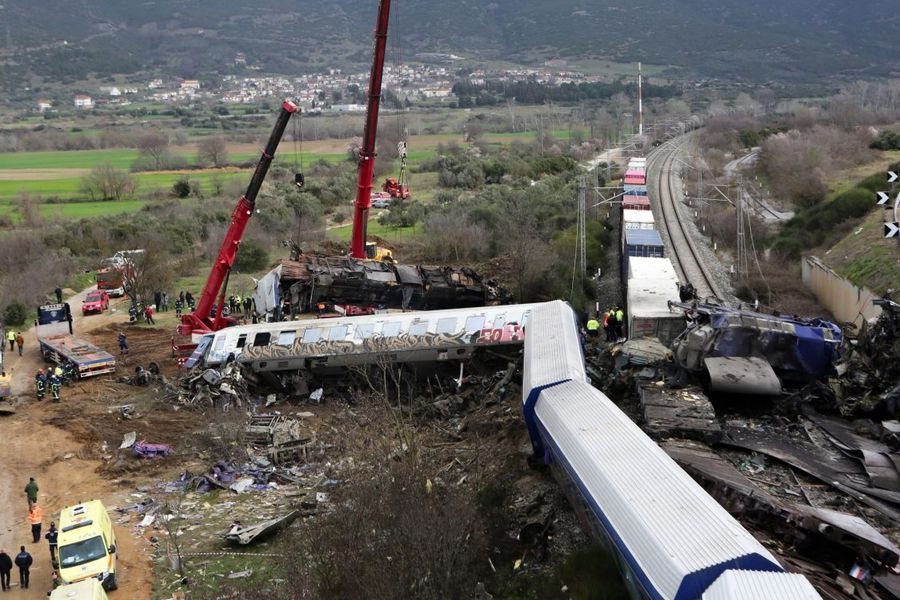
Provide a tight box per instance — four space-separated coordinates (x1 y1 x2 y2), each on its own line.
253 256 508 319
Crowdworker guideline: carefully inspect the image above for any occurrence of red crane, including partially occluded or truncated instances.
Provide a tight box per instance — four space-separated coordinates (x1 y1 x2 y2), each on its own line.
178 100 299 336
350 0 393 259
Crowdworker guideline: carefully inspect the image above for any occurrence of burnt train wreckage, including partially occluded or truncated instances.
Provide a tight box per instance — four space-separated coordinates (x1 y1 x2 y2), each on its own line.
252 254 510 320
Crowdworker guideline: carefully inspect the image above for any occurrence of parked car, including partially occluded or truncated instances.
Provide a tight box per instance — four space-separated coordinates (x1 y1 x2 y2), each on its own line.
372 196 392 209
82 290 110 315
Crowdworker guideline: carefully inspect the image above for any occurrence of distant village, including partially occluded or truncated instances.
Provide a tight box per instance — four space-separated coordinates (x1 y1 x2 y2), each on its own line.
34 57 610 113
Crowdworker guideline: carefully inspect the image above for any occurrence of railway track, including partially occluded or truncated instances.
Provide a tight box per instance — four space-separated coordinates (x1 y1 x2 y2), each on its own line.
648 141 723 300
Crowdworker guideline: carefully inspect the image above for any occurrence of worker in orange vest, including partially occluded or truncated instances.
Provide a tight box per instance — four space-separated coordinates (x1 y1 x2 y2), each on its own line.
28 504 43 543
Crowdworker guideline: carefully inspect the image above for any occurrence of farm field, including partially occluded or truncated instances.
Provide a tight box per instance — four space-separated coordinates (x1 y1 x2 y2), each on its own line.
0 128 565 219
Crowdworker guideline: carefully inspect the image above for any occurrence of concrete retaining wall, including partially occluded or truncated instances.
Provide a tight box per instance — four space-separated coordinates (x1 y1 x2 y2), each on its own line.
802 256 882 327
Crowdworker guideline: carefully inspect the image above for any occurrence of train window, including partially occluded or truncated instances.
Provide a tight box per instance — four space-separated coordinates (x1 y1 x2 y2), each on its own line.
277 331 296 346
465 316 485 333
409 321 428 336
235 334 247 348
301 328 321 343
436 317 456 334
354 324 375 339
252 332 271 346
328 326 348 341
492 316 506 329
381 322 401 337
214 336 226 352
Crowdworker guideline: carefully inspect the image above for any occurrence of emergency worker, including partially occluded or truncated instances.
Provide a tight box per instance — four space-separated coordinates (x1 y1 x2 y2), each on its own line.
585 316 600 341
49 375 61 403
34 370 46 401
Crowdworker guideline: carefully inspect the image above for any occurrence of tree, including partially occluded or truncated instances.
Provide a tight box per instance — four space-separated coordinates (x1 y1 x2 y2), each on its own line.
121 239 173 304
136 132 170 170
171 179 191 198
197 135 229 168
80 164 137 201
233 239 268 272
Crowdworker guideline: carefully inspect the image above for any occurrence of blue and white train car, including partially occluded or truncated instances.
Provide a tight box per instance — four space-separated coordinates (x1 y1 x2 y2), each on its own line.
521 301 821 600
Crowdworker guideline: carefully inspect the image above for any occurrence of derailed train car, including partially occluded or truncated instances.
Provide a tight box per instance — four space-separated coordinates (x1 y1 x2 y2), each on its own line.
253 256 509 319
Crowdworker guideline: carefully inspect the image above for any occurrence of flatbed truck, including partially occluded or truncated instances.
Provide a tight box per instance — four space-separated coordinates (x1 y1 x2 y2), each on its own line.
36 303 116 378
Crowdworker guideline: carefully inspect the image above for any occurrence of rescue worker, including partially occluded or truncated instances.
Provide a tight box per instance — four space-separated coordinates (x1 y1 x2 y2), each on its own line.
24 477 38 510
6 330 14 352
54 286 63 303
15 332 23 357
49 375 61 403
53 365 63 379
243 296 253 317
615 306 626 340
175 298 184 318
13 546 31 590
602 310 612 341
585 316 601 341
118 332 128 355
63 361 77 385
28 504 43 543
145 304 155 325
0 548 11 591
128 304 138 323
34 370 46 401
44 521 58 563
161 291 169 312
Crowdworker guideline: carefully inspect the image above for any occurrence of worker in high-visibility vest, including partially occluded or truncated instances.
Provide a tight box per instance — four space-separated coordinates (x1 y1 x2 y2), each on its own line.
586 316 601 341
34 370 46 401
28 504 43 543
49 376 61 403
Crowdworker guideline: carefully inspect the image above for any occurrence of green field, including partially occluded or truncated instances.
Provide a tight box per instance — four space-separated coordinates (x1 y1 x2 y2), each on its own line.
326 218 422 244
0 198 147 220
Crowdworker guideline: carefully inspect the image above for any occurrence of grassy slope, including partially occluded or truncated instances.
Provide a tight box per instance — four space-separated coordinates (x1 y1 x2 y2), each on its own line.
826 210 900 295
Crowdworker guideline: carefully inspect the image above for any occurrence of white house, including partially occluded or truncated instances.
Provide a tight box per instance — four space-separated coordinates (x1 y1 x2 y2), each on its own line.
37 99 52 112
181 80 200 91
74 95 93 108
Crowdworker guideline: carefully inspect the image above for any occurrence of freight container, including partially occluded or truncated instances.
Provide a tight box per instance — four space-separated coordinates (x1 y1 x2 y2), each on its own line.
623 195 651 210
624 184 647 196
624 229 664 258
627 256 685 344
624 171 646 185
623 209 655 230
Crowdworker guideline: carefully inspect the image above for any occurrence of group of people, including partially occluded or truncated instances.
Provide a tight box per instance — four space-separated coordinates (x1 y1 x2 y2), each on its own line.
585 307 627 343
33 366 70 402
0 478 59 592
4 330 24 357
127 302 155 325
227 294 254 318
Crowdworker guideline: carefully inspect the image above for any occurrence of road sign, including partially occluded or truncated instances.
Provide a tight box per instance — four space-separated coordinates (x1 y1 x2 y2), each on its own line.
890 171 899 183
877 191 891 205
885 222 900 238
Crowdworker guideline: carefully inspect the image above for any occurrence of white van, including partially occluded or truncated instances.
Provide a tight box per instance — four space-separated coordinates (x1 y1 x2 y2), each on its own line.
49 578 109 600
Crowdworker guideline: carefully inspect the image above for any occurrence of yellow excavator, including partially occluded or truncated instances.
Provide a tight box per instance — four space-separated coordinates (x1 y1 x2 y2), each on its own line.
365 241 394 262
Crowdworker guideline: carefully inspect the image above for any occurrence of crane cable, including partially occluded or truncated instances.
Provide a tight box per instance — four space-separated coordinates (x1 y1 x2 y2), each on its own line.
390 2 409 197
292 110 305 189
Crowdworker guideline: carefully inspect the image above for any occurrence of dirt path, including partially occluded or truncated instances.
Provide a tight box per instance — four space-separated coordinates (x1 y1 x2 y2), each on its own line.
0 289 153 598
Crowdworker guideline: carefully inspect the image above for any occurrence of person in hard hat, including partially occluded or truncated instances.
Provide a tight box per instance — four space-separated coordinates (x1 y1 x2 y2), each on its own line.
34 370 46 401
6 329 15 352
585 315 601 341
118 331 129 355
53 365 63 379
615 306 626 340
28 504 43 543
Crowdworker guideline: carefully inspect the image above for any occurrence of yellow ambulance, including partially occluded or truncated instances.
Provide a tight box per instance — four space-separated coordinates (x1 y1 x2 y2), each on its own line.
57 500 118 590
49 578 110 600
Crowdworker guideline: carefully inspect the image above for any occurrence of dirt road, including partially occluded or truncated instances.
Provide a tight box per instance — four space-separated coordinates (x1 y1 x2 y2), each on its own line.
0 289 152 598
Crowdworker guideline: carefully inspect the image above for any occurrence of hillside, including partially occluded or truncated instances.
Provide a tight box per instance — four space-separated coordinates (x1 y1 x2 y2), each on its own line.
0 0 899 90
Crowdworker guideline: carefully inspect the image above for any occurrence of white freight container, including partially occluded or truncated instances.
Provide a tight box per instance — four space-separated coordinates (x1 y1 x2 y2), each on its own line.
623 209 655 230
627 257 684 344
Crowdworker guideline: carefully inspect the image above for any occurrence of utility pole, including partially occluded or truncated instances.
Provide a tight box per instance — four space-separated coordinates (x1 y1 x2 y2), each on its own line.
571 176 587 299
638 62 644 137
736 176 749 279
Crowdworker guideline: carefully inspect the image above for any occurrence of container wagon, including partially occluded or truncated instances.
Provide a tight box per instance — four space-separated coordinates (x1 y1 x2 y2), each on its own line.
623 209 655 230
627 256 685 344
624 184 648 196
623 195 651 211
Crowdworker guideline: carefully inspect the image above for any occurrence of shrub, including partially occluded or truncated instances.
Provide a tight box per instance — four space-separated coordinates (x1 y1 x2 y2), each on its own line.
233 240 268 272
171 179 191 198
3 302 28 327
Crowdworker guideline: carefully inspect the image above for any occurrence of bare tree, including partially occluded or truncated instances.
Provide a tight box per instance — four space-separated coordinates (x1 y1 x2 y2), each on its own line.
197 136 229 168
121 237 174 303
79 164 137 201
422 210 488 262
136 132 170 170
15 192 42 227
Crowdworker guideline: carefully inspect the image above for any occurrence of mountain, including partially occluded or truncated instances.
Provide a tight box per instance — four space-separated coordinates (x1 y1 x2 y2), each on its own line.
1 0 898 87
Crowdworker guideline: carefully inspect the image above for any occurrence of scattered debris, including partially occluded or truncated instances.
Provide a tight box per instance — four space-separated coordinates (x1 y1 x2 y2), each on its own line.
224 511 300 545
119 431 137 450
133 441 174 459
638 383 721 443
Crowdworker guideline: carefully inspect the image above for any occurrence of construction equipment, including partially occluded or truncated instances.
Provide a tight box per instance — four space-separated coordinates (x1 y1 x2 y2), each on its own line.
365 241 394 261
177 100 299 337
350 0 393 259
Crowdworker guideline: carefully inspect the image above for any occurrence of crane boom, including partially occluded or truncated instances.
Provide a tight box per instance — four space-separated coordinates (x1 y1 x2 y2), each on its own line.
350 0 392 259
178 99 299 336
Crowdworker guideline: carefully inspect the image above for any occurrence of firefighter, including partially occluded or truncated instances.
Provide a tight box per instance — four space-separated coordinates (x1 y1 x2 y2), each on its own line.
34 370 46 401
49 375 61 403
128 304 138 323
175 298 184 318
62 361 77 385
